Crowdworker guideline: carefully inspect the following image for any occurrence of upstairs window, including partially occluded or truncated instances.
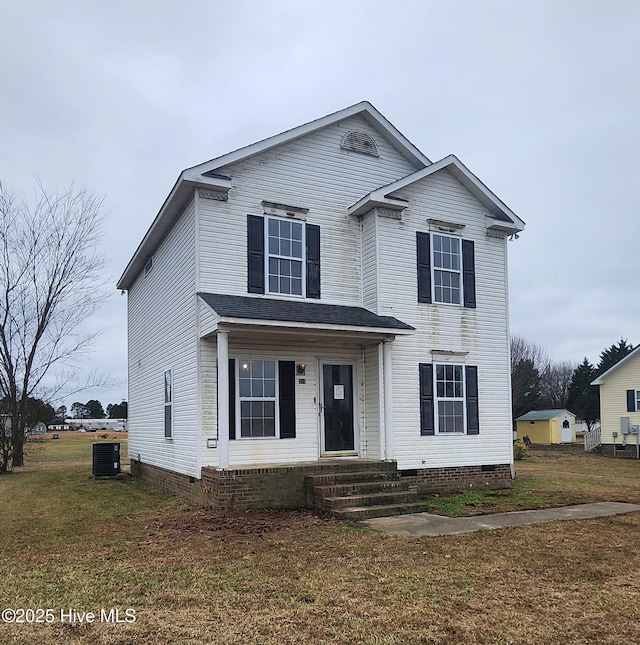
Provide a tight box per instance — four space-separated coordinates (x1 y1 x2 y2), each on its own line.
433 234 461 305
417 232 476 308
267 218 304 296
247 214 320 299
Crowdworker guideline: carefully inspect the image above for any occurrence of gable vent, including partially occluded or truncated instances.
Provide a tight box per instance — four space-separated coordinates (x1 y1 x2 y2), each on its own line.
341 131 379 157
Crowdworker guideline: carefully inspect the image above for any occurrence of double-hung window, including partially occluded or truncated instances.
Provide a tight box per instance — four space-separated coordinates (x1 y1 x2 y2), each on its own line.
164 369 173 438
435 364 465 433
267 218 304 296
627 389 640 413
419 363 479 436
416 231 475 308
432 234 461 305
238 360 277 438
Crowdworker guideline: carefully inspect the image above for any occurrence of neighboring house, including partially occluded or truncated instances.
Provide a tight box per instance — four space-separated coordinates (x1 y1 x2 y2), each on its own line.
591 345 640 457
515 409 576 444
64 418 128 432
48 423 71 431
28 421 47 435
117 101 525 511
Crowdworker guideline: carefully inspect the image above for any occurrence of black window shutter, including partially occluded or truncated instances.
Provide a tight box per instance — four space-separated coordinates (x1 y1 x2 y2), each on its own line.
228 359 236 440
279 361 296 438
419 363 435 436
247 215 265 293
417 232 431 304
627 389 636 413
466 365 479 435
306 224 321 299
462 239 476 308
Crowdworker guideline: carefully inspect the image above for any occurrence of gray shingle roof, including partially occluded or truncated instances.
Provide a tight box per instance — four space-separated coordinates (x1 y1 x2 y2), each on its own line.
516 409 574 421
198 293 414 331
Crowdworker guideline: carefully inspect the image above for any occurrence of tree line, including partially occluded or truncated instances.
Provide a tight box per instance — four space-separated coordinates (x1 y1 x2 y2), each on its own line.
511 336 635 430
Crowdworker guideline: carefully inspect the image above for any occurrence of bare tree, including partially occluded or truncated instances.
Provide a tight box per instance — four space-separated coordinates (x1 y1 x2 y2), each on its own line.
510 335 548 372
539 360 576 409
0 181 109 471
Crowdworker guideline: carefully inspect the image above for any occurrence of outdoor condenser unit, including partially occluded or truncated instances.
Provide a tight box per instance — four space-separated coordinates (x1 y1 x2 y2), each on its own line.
92 442 121 477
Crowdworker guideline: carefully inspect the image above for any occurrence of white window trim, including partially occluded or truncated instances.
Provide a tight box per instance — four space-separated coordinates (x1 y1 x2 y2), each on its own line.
164 368 173 439
236 358 280 439
431 232 462 306
434 363 466 435
635 390 640 412
265 215 306 298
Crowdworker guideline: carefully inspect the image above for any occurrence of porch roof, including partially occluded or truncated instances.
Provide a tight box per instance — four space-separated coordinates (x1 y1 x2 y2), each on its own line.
198 292 414 336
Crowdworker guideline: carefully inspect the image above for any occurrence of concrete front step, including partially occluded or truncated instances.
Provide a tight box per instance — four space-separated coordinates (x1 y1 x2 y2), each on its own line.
324 490 420 510
333 502 429 521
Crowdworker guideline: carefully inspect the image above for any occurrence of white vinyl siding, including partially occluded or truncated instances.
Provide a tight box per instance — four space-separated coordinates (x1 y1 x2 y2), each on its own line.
199 339 365 467
375 168 513 468
127 198 199 476
197 114 418 305
598 352 640 445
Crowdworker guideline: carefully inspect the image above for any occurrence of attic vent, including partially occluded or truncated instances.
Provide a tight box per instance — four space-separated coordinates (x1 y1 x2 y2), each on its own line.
341 131 379 157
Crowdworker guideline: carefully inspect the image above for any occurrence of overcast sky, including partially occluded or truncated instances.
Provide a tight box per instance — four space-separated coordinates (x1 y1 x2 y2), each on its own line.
2 0 639 409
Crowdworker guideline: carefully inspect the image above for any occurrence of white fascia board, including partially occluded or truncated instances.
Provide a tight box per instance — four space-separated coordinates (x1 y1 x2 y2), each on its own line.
117 175 232 291
183 101 430 180
358 155 525 232
212 316 415 337
591 345 640 385
348 194 408 218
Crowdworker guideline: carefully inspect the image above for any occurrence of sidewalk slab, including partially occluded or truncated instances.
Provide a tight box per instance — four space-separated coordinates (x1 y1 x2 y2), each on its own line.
360 502 640 537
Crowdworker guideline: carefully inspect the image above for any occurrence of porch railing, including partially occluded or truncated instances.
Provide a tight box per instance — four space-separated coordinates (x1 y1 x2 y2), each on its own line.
584 427 602 452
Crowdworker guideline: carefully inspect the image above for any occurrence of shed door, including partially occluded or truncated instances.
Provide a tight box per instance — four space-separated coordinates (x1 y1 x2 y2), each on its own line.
561 418 572 443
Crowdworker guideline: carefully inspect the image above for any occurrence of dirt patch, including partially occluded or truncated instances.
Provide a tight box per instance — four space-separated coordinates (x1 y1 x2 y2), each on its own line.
142 508 334 543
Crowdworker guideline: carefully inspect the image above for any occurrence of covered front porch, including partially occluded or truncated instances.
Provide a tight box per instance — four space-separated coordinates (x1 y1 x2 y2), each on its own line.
197 292 414 471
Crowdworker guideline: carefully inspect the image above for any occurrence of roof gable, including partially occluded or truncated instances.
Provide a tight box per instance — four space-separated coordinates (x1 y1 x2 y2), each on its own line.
591 345 640 385
117 102 430 291
348 154 525 233
183 101 431 182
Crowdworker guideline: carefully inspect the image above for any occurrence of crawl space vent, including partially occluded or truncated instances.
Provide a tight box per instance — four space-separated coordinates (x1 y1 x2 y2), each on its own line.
341 131 379 157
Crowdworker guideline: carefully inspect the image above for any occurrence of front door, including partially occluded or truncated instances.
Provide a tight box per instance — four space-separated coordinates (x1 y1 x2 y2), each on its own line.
322 364 355 454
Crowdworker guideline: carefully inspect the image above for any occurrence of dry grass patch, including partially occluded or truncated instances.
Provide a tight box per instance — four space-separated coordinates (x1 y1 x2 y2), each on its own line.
2 446 640 643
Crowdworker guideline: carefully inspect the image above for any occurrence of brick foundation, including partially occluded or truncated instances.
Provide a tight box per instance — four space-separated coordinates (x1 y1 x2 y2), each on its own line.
600 444 640 459
131 459 399 510
413 464 512 494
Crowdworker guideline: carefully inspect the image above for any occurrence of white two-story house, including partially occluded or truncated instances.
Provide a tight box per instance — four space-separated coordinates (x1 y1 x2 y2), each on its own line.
117 102 525 513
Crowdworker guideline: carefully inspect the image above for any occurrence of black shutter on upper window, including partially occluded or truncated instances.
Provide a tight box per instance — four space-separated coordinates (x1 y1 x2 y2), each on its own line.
462 239 476 309
279 361 296 438
247 215 265 293
419 363 435 436
627 389 636 413
306 224 321 299
228 359 236 440
417 232 431 303
465 365 479 435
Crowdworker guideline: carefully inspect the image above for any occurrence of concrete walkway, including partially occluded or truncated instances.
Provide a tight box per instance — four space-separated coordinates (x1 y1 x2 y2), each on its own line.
361 502 640 537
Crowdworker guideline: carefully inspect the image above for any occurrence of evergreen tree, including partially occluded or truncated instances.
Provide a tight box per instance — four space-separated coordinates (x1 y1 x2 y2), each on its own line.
596 338 635 376
567 358 599 430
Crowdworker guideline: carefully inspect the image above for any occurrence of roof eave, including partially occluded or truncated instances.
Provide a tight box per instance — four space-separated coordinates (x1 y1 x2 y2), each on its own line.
116 175 232 290
212 316 415 336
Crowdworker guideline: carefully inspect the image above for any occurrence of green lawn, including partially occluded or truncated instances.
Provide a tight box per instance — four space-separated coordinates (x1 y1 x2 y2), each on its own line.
1 439 640 644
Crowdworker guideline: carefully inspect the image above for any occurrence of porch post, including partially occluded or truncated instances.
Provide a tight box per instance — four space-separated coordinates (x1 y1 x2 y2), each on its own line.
217 330 229 469
383 339 394 460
